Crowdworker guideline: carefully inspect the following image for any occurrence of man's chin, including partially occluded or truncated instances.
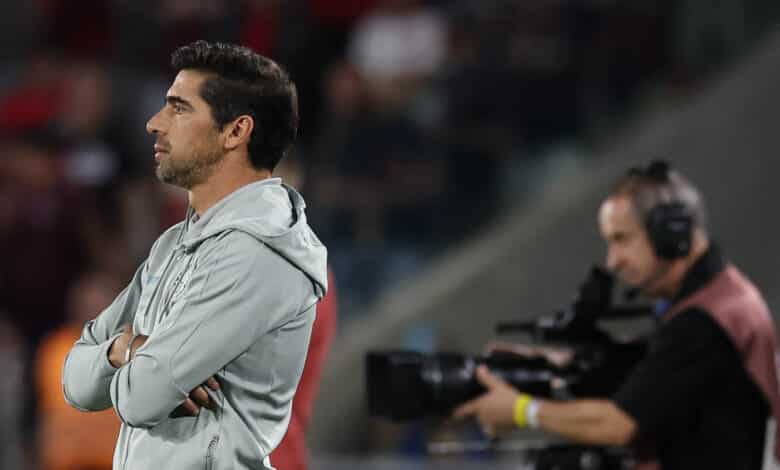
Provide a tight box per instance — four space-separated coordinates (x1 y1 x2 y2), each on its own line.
155 166 171 184
155 167 187 189
154 150 222 190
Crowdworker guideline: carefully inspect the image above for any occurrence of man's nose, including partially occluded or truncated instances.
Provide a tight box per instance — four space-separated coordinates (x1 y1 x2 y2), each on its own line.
146 110 164 136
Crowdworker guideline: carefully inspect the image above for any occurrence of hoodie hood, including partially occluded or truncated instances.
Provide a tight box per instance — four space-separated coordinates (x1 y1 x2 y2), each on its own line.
181 178 327 298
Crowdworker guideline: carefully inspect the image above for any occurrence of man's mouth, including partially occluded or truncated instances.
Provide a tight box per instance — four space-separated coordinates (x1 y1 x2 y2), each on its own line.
154 145 169 161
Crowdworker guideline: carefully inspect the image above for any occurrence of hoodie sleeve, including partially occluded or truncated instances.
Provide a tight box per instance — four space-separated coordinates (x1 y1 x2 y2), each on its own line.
110 232 313 428
62 261 147 411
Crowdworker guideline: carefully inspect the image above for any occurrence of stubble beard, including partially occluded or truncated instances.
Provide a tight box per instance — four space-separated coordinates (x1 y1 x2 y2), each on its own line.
156 147 224 190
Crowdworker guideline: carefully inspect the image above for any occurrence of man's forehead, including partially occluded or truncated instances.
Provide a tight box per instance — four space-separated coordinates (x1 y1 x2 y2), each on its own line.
166 69 207 100
600 196 641 226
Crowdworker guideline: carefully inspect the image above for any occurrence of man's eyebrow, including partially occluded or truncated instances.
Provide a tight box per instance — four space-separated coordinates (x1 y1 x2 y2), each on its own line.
165 95 194 110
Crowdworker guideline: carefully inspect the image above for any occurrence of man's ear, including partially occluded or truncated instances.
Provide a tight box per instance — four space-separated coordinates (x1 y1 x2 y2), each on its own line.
223 115 255 151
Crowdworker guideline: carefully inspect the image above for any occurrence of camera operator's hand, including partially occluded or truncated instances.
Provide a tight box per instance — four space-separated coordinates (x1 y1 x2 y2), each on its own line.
454 365 638 446
453 365 520 437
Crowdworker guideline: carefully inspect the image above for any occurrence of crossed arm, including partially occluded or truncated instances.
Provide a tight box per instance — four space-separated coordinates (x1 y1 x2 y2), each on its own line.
60 259 215 418
107 326 219 416
63 233 309 428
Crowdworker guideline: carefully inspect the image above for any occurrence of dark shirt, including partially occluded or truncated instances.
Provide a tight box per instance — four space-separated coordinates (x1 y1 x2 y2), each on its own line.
613 247 768 469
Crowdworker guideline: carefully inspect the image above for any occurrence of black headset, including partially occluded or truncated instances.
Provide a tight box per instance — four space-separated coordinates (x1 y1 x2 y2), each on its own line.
627 160 693 260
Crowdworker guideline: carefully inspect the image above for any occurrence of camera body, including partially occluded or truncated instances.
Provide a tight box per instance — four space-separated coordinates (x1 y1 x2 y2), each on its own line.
366 266 650 420
365 266 651 469
367 349 577 420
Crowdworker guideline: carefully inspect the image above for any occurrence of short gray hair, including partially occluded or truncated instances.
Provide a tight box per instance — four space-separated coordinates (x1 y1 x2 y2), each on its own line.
609 162 708 232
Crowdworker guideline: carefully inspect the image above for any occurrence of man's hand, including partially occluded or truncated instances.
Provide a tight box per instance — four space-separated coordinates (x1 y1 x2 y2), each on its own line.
171 377 221 417
108 325 221 418
455 366 638 445
452 365 520 437
108 326 148 368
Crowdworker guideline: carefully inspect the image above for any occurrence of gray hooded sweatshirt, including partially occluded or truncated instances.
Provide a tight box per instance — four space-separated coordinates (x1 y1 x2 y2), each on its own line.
62 178 327 470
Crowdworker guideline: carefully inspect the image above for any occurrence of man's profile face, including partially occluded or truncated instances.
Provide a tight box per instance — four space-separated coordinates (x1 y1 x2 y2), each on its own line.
599 195 662 292
146 69 225 189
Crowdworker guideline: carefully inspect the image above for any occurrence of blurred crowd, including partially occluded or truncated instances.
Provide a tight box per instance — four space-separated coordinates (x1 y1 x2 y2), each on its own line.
0 0 777 468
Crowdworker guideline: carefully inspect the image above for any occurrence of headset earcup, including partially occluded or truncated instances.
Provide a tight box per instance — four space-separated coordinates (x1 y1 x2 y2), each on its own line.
645 203 693 260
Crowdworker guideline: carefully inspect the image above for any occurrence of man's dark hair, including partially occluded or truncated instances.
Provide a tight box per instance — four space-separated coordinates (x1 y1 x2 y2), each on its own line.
171 40 298 171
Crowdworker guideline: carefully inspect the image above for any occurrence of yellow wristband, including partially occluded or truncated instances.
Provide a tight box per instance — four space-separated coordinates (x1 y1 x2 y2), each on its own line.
513 394 532 428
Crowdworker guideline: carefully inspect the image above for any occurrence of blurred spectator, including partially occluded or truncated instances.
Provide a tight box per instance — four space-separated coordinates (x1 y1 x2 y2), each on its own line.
0 134 87 344
348 0 446 109
272 0 380 148
35 270 122 470
0 52 64 133
56 62 121 190
0 315 26 470
53 61 141 278
309 62 448 311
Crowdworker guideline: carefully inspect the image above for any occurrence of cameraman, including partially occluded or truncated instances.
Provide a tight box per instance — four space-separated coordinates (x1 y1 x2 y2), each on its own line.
454 161 780 469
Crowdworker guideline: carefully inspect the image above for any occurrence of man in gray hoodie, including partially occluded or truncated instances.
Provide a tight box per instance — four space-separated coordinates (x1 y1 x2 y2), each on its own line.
62 41 328 470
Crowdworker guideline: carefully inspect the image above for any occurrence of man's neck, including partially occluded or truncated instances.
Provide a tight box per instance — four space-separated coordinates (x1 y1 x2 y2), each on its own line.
188 163 272 216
